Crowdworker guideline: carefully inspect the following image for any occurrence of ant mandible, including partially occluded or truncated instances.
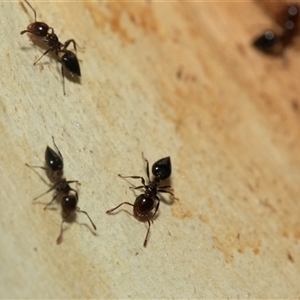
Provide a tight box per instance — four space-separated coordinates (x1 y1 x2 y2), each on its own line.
253 4 299 55
20 0 81 95
106 155 175 247
26 137 96 244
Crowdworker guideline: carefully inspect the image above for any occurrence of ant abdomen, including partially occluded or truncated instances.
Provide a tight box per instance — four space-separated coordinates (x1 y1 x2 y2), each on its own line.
151 156 171 180
60 51 81 77
45 146 63 172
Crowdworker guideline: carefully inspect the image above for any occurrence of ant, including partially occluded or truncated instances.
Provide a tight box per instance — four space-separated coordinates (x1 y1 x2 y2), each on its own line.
253 4 299 55
106 155 175 247
26 137 96 244
20 0 81 95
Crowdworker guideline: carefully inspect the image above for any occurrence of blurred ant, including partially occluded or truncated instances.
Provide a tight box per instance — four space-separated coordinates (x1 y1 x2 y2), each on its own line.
106 155 175 247
26 137 96 244
253 4 299 55
20 0 81 95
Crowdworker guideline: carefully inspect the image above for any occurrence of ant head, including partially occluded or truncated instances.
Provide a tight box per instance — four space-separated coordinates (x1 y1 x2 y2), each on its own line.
152 157 171 180
61 194 77 216
60 51 81 77
45 146 63 172
22 22 50 37
252 30 280 53
134 194 154 217
20 1 52 37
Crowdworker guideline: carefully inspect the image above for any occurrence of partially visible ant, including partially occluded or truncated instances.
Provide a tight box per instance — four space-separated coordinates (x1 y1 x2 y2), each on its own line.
253 4 299 55
106 155 176 247
26 137 96 244
20 0 81 95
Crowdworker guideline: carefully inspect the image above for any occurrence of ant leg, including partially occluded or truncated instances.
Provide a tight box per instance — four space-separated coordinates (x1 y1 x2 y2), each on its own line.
44 193 59 210
67 180 80 184
67 181 80 199
152 197 160 218
118 174 146 187
129 185 146 191
143 216 152 247
158 189 175 197
76 209 97 230
51 136 63 161
106 202 134 214
32 184 56 202
158 189 178 201
63 39 77 52
66 180 80 191
25 163 47 170
61 64 66 96
33 48 52 65
69 188 78 200
25 163 49 186
63 39 85 51
56 218 67 244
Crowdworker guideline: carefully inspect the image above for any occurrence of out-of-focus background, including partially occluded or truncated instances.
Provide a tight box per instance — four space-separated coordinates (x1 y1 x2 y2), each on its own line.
0 1 299 298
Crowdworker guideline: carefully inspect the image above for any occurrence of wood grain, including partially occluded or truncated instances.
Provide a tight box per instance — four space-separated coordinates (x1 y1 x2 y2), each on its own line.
0 1 299 298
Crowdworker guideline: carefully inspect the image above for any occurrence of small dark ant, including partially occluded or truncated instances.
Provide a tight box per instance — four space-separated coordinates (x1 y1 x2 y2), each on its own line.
26 137 96 244
253 4 299 55
106 155 175 247
20 0 81 95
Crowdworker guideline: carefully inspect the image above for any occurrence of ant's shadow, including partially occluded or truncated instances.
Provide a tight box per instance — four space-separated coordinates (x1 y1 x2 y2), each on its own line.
77 222 98 237
32 200 58 211
158 177 177 206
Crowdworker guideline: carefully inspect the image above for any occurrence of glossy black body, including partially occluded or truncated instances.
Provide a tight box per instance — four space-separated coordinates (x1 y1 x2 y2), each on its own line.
20 0 81 94
106 155 175 247
61 194 78 216
151 156 171 180
60 51 81 76
45 146 63 171
252 4 299 55
253 30 279 53
26 137 96 244
21 21 51 37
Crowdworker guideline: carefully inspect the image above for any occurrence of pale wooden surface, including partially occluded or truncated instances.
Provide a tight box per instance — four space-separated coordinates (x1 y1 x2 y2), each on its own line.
0 1 300 298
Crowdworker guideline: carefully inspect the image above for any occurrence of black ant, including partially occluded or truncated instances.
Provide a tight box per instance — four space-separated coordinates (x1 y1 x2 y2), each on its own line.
26 137 96 244
20 0 81 95
106 155 175 247
253 4 299 55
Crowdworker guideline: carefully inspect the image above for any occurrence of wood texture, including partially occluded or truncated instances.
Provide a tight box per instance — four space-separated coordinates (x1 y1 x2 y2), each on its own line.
0 1 299 298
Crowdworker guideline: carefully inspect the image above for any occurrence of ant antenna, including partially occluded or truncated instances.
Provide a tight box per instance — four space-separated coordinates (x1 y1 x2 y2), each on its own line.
24 0 37 22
